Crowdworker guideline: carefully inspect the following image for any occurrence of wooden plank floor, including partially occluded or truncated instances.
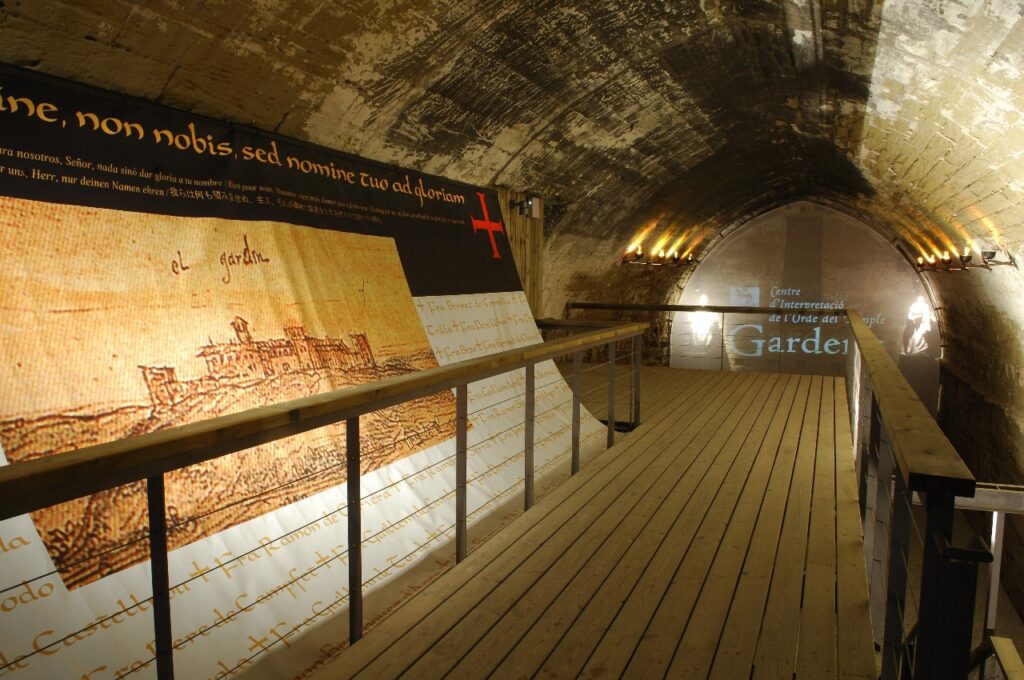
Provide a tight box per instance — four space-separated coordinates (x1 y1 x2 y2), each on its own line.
570 361 684 426
324 369 877 679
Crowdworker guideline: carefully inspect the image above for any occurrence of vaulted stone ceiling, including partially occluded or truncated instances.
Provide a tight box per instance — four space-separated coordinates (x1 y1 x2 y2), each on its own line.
4 1 1024 430
7 0 1021 310
5 0 1024 619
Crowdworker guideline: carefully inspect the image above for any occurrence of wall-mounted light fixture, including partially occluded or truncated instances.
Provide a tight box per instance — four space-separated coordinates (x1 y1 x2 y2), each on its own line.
510 196 542 219
916 246 1016 272
621 247 698 267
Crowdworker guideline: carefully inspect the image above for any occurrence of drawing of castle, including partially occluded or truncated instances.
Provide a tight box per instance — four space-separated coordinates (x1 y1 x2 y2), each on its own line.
5 313 454 588
140 316 377 408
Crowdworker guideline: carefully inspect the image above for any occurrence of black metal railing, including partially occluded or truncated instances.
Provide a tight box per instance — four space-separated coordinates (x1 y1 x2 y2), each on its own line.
563 301 1009 680
0 322 646 680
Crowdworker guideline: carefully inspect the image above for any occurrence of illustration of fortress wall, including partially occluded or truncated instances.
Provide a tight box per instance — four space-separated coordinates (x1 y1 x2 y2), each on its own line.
140 322 380 410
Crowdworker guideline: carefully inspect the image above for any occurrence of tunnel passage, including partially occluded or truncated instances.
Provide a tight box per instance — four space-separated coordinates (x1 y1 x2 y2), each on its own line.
0 0 1024 658
670 202 939 410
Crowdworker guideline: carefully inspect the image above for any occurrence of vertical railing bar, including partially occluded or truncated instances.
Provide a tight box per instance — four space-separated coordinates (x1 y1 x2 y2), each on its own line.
606 341 615 448
864 396 882 558
869 402 893 647
862 445 878 572
880 469 911 680
719 313 726 371
632 333 641 429
914 490 957 677
858 354 874 521
987 509 1005 632
455 384 468 563
571 350 582 475
524 363 535 510
147 475 174 680
346 416 363 644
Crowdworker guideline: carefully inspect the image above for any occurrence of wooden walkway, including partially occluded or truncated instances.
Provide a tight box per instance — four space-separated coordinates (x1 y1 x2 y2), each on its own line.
327 369 877 679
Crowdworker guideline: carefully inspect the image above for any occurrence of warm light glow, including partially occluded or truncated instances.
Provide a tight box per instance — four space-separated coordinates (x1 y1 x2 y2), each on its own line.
941 251 950 261
917 256 924 265
626 224 656 254
621 225 701 267
669 231 690 255
926 254 936 264
905 236 929 259
682 225 709 258
651 232 673 257
908 224 941 257
966 205 1003 252
947 217 979 255
982 215 1001 242
904 295 932 354
692 293 716 346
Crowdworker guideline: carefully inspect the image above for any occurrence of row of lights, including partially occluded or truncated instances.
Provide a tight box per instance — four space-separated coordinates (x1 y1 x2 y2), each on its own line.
915 246 1015 272
622 245 698 266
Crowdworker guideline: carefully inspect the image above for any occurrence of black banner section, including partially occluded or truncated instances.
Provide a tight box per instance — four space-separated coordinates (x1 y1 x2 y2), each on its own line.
0 64 521 297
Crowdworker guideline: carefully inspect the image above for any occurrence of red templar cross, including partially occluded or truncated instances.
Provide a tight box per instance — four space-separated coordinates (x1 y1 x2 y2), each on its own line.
471 192 505 259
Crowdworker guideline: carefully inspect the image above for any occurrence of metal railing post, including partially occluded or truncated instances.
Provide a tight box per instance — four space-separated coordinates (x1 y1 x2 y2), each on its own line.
606 341 615 447
571 351 582 475
524 364 535 510
719 313 726 371
455 384 468 562
868 403 893 647
880 471 911 680
862 446 878 577
854 353 872 521
982 510 1006 680
863 397 882 565
987 510 1005 632
346 416 363 644
914 491 957 677
631 333 641 429
147 475 174 680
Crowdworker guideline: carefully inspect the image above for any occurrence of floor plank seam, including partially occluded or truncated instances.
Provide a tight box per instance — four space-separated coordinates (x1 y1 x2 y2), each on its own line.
713 375 814 678
665 375 798 676
703 375 806 677
581 375 780 677
622 375 786 675
536 374 770 675
343 372 726 676
323 370 877 680
367 372 749 677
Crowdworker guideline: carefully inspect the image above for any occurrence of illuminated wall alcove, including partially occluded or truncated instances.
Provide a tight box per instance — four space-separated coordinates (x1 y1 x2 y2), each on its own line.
670 201 939 410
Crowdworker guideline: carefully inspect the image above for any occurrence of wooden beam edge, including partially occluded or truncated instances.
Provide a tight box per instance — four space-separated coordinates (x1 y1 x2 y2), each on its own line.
847 310 974 496
0 322 648 519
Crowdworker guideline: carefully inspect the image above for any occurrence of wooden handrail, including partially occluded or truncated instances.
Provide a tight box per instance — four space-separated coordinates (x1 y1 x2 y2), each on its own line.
845 312 974 497
566 302 848 316
0 322 647 521
992 636 1024 679
534 318 622 329
567 301 974 498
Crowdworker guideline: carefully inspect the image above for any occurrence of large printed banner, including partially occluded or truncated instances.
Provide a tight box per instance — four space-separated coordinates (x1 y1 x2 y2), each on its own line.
0 66 603 678
669 202 939 410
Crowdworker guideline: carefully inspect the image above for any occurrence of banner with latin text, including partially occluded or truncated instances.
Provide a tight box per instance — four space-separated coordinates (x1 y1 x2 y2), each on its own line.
0 65 603 679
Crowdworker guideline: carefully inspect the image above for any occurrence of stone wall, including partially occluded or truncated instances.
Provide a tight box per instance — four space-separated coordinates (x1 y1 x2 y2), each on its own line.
2 0 1024 616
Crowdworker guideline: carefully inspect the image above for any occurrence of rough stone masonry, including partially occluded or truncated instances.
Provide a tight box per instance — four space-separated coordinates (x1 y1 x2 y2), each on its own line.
2 0 1024 621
